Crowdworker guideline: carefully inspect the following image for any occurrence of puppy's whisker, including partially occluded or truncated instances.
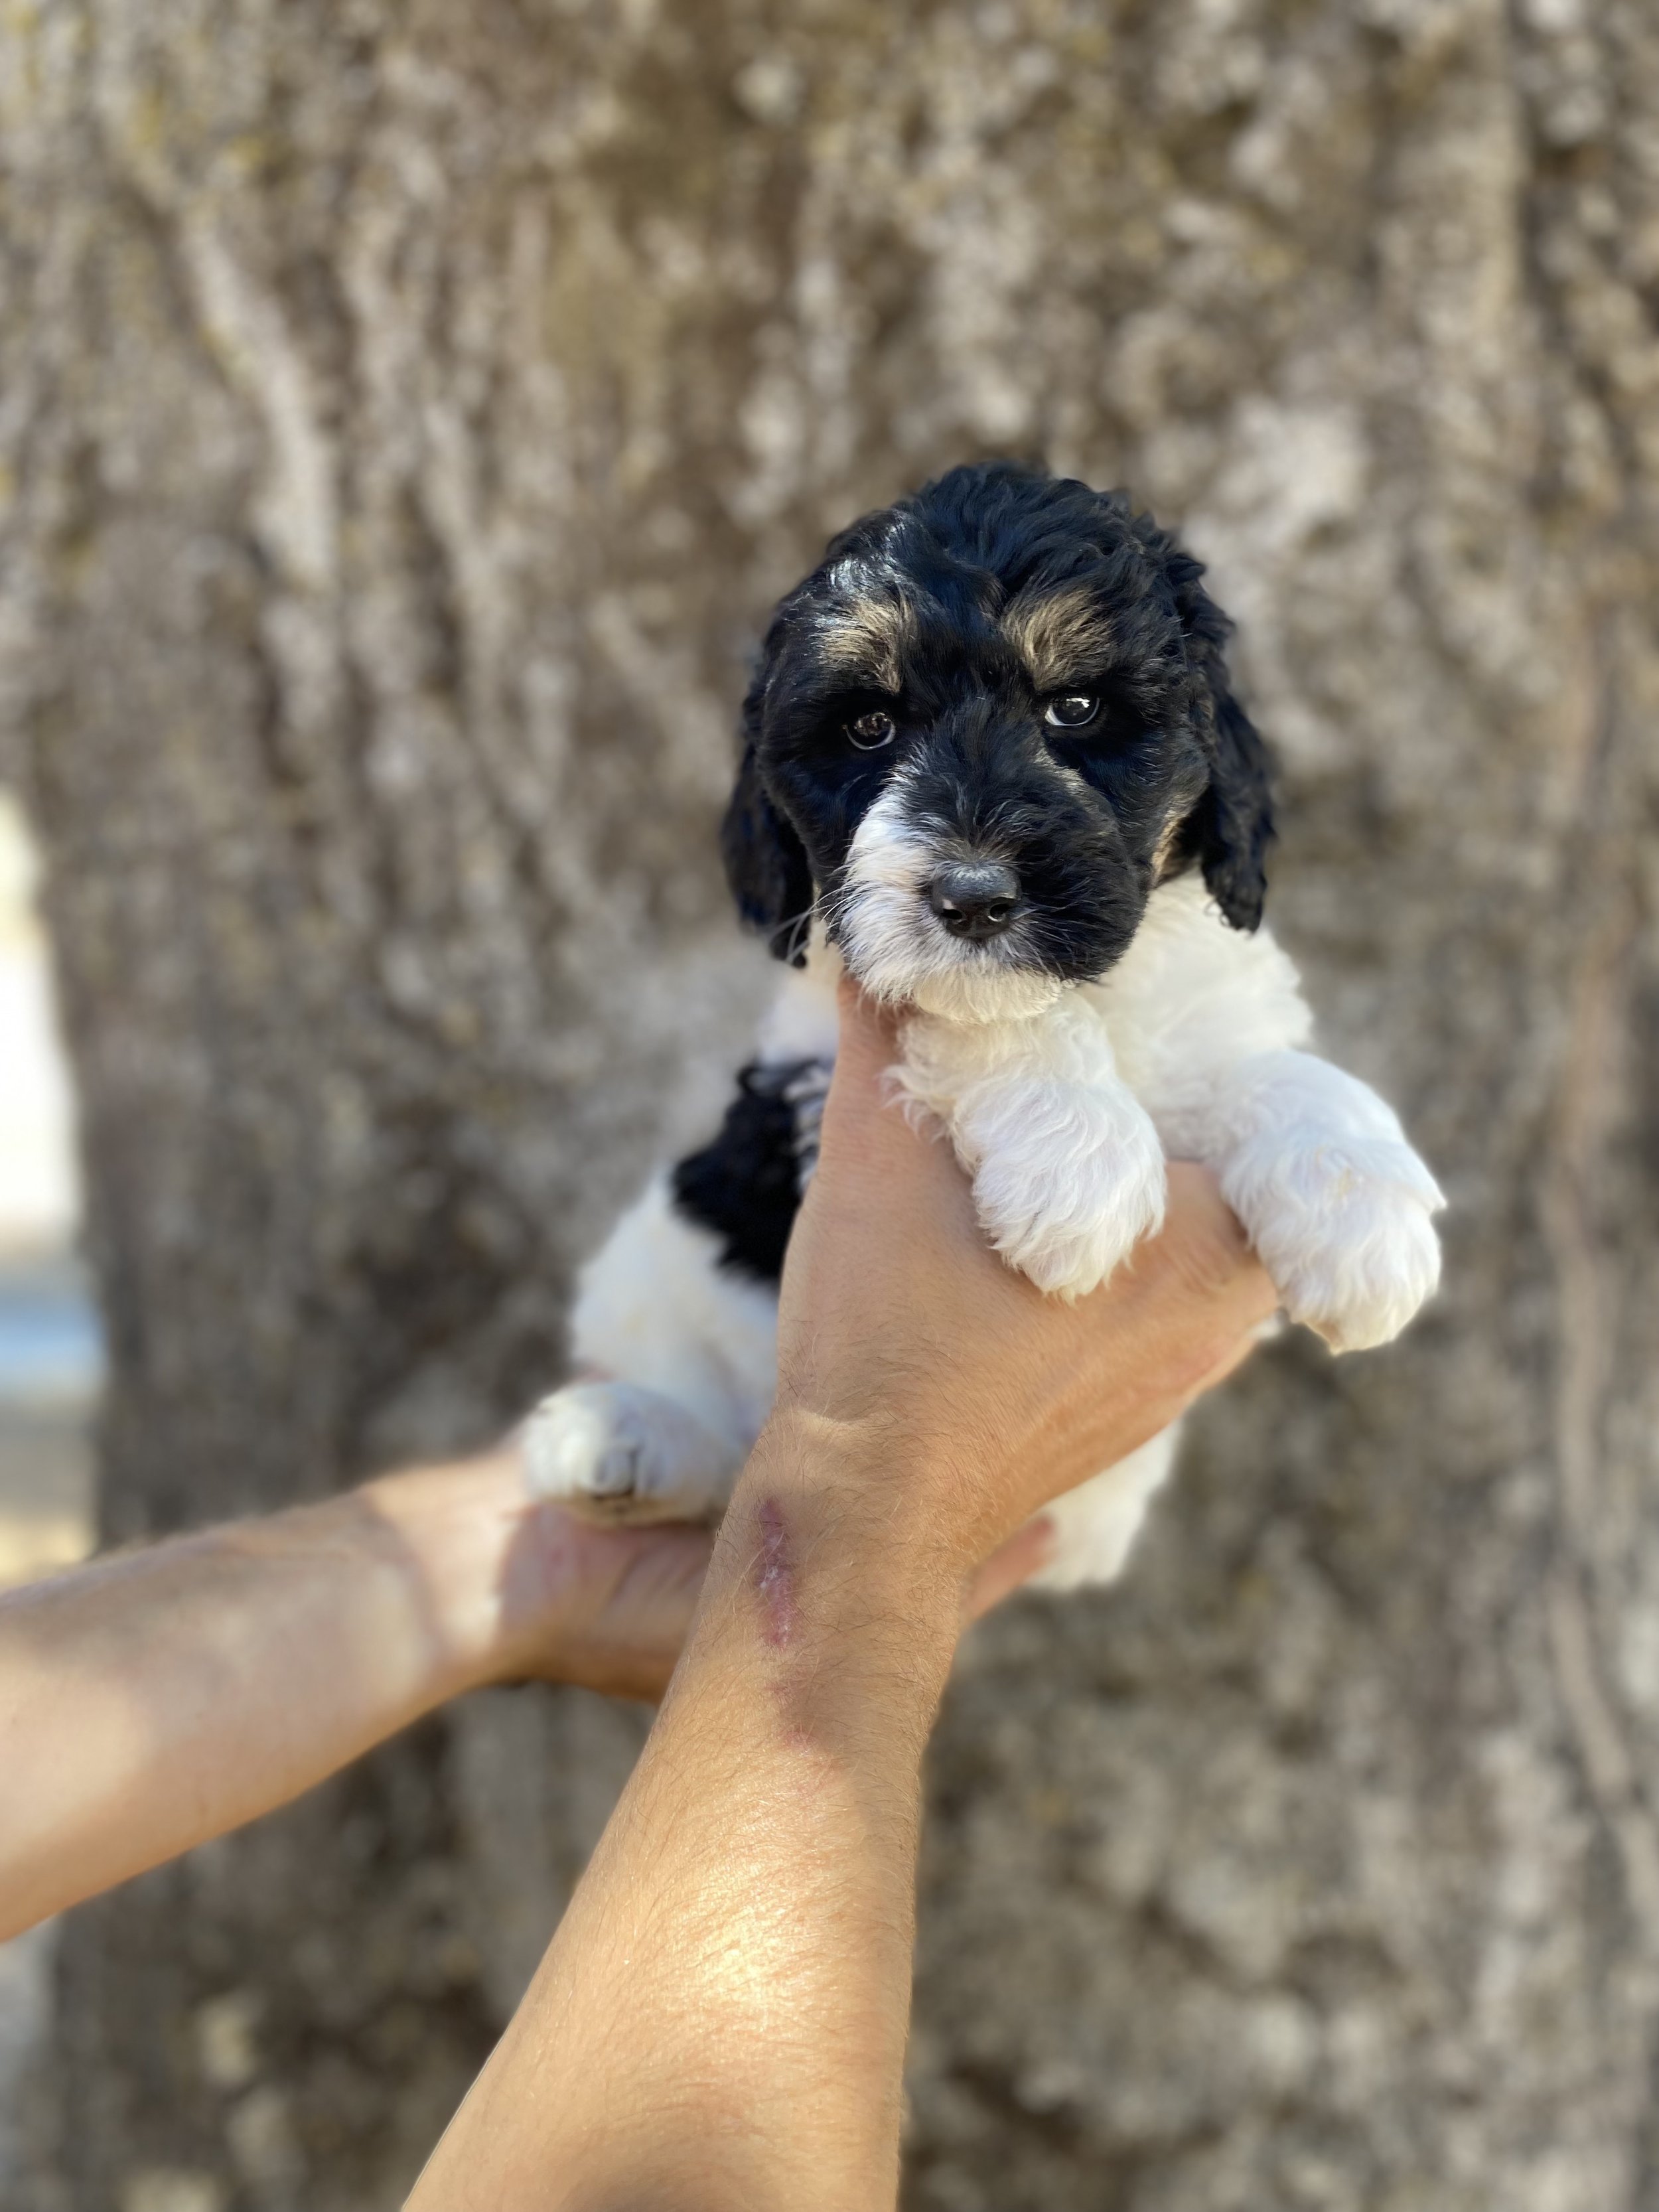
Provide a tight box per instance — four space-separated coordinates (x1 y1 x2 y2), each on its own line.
776 903 816 966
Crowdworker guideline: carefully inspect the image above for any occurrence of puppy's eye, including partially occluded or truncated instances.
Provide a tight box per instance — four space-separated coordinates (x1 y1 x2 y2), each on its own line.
1043 694 1100 730
847 709 898 751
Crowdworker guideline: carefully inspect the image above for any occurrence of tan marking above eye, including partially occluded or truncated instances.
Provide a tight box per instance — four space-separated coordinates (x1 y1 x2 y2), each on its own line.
814 593 916 695
1000 583 1116 692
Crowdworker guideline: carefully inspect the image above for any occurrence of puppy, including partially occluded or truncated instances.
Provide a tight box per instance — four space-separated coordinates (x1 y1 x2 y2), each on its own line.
525 463 1443 1588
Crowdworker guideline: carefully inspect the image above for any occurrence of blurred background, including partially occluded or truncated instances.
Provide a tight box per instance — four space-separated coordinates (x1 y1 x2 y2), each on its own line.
1 1 1656 2207
0 795 99 2203
0 793 98 1585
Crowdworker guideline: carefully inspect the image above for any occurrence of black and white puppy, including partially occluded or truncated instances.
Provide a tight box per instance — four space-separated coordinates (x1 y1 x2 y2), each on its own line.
525 463 1443 1587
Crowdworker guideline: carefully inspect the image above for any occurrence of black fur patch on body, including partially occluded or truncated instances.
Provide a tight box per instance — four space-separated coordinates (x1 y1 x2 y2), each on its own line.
671 1060 826 1283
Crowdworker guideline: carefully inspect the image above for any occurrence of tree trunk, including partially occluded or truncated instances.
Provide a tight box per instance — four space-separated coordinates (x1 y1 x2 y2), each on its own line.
3 1 1656 2205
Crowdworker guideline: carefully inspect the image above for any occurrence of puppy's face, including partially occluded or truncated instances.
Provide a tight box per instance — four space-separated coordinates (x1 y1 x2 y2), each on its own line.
723 465 1273 1021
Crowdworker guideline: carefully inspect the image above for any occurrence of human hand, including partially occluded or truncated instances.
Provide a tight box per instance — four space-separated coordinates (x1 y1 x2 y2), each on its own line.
359 1450 715 1704
769 980 1277 1582
364 1420 1042 1709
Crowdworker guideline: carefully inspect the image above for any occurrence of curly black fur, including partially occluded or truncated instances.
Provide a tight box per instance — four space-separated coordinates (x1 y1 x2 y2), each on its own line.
721 460 1274 970
670 1061 821 1282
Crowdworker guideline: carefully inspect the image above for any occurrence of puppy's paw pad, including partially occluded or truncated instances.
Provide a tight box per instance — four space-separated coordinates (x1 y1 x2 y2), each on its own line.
522 1382 731 1524
522 1384 646 1516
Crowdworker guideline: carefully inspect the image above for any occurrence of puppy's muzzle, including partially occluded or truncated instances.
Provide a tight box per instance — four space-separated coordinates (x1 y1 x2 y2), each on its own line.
927 858 1021 942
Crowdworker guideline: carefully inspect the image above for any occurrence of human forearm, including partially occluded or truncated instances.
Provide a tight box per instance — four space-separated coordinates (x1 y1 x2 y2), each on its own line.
0 1458 527 1938
0 1447 721 1939
407 1416 963 2212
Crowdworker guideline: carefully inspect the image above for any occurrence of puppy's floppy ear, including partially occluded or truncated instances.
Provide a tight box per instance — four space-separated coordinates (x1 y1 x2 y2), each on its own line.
1189 688 1273 931
721 682 815 965
1153 534 1275 932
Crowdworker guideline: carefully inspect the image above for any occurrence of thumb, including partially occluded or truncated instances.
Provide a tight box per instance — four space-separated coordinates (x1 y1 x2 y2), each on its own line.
816 977 977 1240
832 973 902 1089
818 976 908 1158
964 1515 1056 1621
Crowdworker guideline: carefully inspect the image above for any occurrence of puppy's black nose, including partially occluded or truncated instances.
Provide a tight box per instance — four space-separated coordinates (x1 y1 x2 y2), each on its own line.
928 859 1021 940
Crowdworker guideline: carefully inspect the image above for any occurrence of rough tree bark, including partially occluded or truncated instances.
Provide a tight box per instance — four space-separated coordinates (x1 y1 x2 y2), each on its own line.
2 1 1657 2206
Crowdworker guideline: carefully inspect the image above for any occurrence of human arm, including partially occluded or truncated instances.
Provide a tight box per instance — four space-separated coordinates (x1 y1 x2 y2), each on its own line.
0 1449 713 1941
406 983 1277 2212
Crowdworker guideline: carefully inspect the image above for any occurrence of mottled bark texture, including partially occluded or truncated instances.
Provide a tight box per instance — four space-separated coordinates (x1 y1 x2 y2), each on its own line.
2 0 1658 2204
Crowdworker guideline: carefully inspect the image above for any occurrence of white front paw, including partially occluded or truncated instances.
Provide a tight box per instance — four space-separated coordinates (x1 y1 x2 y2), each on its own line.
522 1381 735 1524
1226 1137 1443 1353
970 1084 1168 1299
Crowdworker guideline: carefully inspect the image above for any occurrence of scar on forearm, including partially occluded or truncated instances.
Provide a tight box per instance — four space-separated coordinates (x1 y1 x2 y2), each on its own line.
753 1496 797 1649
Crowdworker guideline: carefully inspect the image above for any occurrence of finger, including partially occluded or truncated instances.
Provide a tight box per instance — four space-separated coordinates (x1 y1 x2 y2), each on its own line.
964 1516 1056 1621
816 977 954 1193
828 972 903 1095
573 1522 716 1702
1121 1162 1278 1327
819 978 904 1139
1188 1321 1269 1395
603 1519 714 1633
504 1503 714 1694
